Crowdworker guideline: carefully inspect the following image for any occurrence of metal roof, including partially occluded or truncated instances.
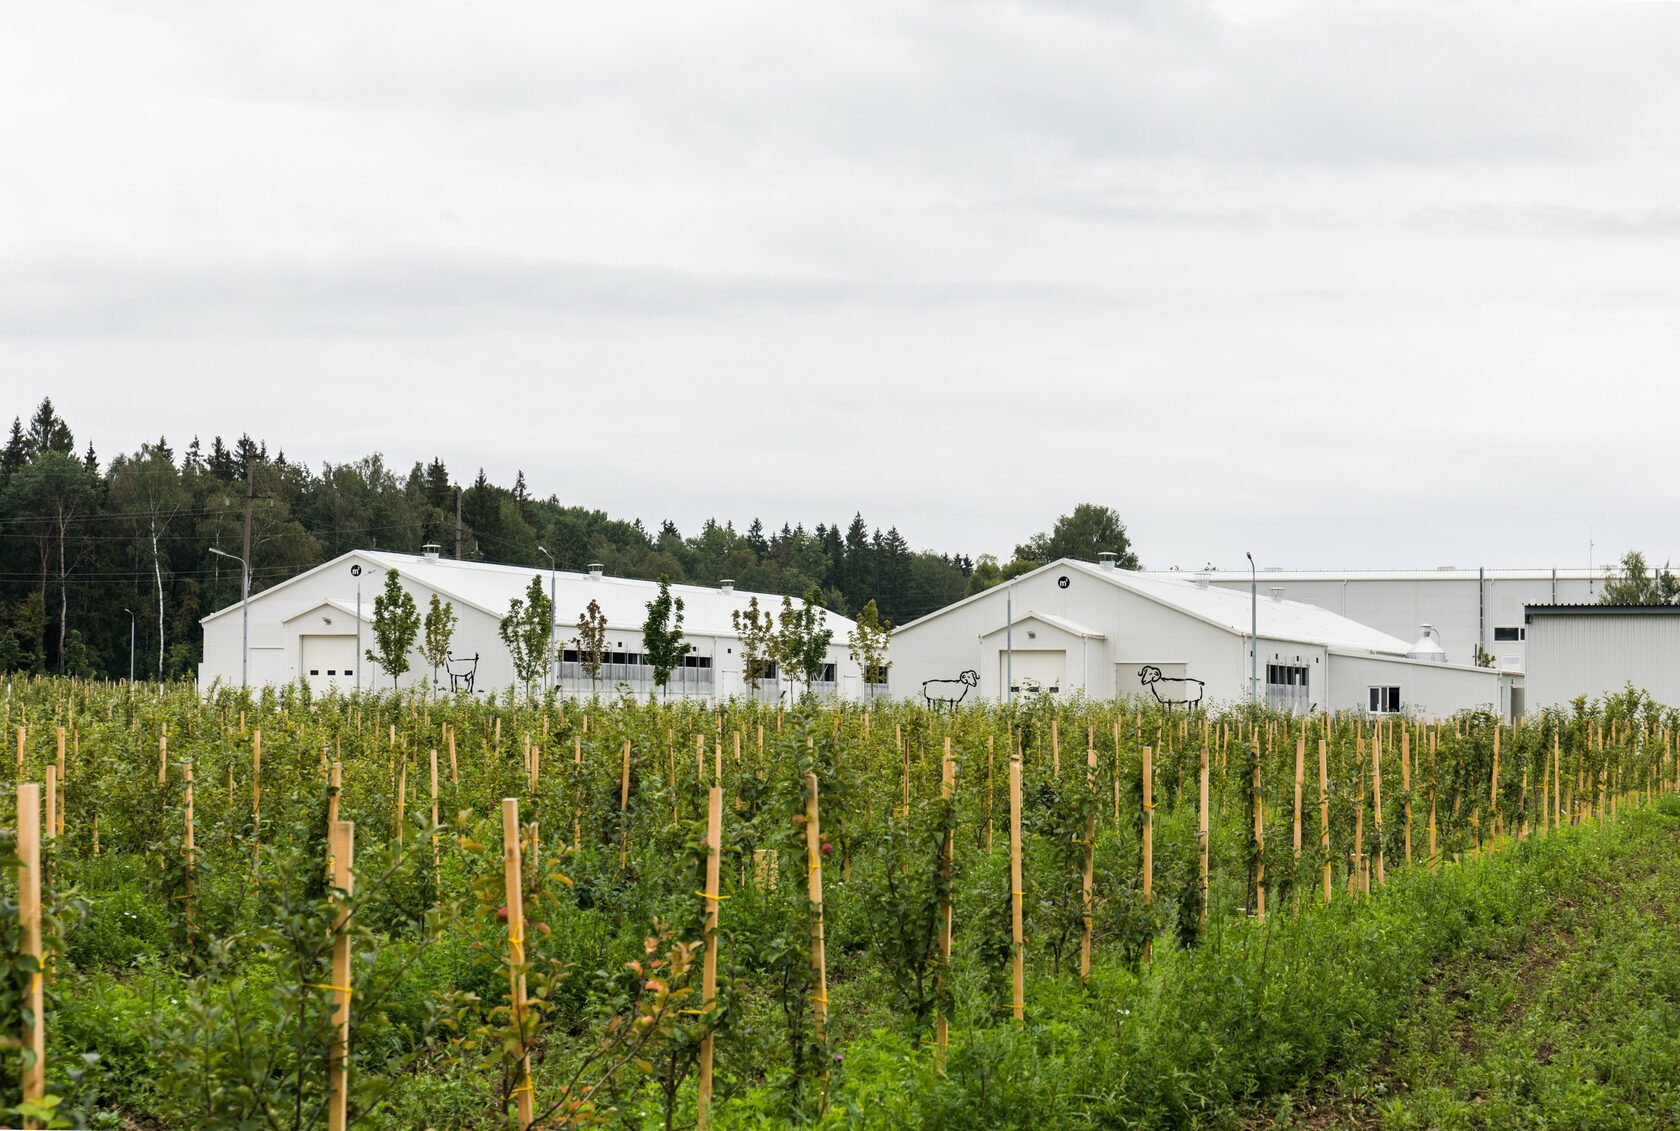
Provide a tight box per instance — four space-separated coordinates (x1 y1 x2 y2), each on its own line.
1526 603 1680 619
1144 567 1623 583
899 558 1414 655
203 550 855 637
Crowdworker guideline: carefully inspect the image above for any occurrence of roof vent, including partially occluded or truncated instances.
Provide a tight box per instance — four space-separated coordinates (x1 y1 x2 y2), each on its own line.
1194 571 1211 589
720 579 735 595
1268 586 1285 603
587 562 604 580
1097 551 1117 571
1407 624 1448 664
420 543 441 562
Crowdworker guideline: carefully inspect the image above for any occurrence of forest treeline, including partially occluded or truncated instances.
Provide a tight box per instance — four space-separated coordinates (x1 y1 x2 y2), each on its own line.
0 398 1140 679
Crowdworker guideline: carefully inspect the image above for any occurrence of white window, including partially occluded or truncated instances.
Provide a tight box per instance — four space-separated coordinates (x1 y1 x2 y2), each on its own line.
1369 686 1401 714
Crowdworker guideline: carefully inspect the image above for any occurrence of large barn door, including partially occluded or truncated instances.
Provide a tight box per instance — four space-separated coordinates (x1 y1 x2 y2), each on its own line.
300 634 358 694
1001 649 1066 698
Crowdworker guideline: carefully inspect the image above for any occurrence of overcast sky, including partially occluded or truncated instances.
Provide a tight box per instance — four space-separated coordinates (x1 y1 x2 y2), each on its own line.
5 2 1679 571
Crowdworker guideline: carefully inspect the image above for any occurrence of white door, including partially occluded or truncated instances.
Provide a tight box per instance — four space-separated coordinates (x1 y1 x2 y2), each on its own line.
301 635 358 694
1001 649 1066 698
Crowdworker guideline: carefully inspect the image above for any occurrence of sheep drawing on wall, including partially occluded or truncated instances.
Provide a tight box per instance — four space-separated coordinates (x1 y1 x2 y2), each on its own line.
923 669 980 709
444 652 479 695
1138 665 1204 709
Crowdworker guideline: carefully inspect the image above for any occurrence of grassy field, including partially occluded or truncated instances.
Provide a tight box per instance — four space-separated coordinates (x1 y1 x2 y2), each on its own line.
0 678 1671 1128
1252 798 1680 1131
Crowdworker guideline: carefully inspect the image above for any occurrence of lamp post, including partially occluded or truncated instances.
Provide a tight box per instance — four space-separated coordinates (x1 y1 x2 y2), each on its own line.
1005 579 1014 706
1245 551 1257 703
350 564 363 693
210 547 250 689
538 546 556 695
122 608 135 684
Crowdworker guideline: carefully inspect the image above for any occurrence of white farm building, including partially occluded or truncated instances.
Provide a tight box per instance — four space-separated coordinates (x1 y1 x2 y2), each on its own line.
199 548 864 700
888 556 1518 718
1150 567 1624 675
1523 605 1680 711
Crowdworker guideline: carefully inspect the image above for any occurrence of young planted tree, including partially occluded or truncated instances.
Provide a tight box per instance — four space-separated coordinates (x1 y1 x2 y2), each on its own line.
641 575 687 699
499 575 553 701
419 594 458 693
776 586 834 699
365 569 420 689
846 598 892 702
731 596 778 697
573 598 608 695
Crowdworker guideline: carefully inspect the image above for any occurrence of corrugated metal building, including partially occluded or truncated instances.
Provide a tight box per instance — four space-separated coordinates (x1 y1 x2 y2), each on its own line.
200 548 864 699
1523 605 1680 709
888 557 1515 717
1144 567 1623 674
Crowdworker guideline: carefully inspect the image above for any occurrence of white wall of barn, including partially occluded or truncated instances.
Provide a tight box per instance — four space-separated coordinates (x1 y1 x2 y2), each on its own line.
1524 613 1680 711
200 552 861 700
887 567 1265 707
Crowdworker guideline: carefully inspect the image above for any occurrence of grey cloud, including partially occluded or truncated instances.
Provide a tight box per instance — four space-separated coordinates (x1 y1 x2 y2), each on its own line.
0 255 1104 337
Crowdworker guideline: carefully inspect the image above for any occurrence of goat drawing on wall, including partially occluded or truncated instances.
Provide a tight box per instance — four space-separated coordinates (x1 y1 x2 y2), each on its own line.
444 652 480 695
1138 664 1203 709
923 669 979 709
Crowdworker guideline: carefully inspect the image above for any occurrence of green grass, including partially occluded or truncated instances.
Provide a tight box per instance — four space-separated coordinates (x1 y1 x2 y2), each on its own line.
1257 799 1680 1131
712 799 1680 1129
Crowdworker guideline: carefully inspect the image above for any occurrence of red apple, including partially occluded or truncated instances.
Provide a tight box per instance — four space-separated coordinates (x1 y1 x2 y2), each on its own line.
820 841 833 856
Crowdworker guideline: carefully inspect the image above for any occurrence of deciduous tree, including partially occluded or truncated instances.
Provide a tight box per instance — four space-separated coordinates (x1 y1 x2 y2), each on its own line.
366 569 420 689
642 575 687 698
499 575 553 700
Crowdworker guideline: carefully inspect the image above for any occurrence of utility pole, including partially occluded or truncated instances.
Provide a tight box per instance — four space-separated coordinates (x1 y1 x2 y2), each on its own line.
242 450 255 605
538 546 556 695
455 485 464 559
1246 551 1258 703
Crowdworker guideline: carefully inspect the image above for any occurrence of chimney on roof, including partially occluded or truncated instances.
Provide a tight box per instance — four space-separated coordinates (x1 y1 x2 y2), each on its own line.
720 579 735 595
1269 586 1285 603
1097 551 1117 571
1194 571 1211 589
587 562 604 580
421 543 441 562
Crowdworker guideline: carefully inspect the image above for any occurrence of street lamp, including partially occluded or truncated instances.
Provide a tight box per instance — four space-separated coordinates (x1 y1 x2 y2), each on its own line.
209 547 250 688
122 608 135 684
351 564 364 693
537 546 556 695
1245 551 1257 703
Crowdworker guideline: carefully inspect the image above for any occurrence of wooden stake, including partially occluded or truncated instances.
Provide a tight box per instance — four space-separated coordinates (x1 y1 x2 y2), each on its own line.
18 782 43 1126
1372 730 1386 887
697 785 723 1129
1198 743 1210 935
430 748 441 906
619 740 631 867
1319 739 1331 904
325 817 354 1131
1429 729 1439 870
251 729 262 857
54 728 64 840
158 729 168 786
1080 738 1097 979
936 739 955 1069
1292 734 1304 912
183 760 195 935
502 798 535 1130
986 734 995 851
1009 751 1025 1024
1141 744 1154 960
1401 727 1413 865
803 773 829 1059
1252 742 1265 920
448 725 458 785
